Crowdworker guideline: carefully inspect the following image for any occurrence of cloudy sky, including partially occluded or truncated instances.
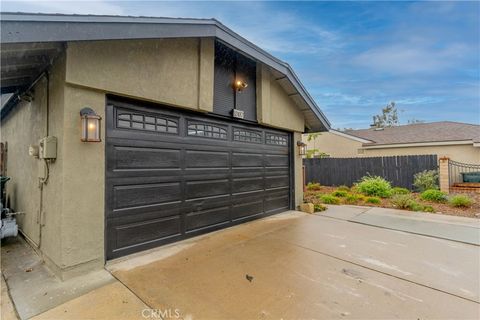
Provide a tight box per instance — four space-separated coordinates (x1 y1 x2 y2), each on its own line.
2 1 479 129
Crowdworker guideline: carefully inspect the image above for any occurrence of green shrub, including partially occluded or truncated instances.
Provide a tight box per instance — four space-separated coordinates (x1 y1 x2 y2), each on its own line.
421 189 447 202
410 202 424 212
345 193 362 204
331 190 348 197
449 195 473 208
413 170 439 192
337 185 351 192
391 194 416 210
365 196 381 204
306 182 322 191
423 205 435 213
319 194 341 205
314 203 327 212
356 175 392 198
392 187 410 195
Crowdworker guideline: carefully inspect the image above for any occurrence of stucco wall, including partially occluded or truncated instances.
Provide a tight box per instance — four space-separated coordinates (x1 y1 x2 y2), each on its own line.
363 144 480 164
1 53 65 270
303 132 363 157
256 64 304 132
60 85 106 277
302 131 480 164
293 132 303 207
66 38 214 113
2 37 310 278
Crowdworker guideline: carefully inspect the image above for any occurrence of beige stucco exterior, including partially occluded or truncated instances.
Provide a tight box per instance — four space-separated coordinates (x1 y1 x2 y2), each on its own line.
303 131 363 158
362 144 480 164
1 52 66 271
1 37 309 279
303 131 480 164
256 64 304 132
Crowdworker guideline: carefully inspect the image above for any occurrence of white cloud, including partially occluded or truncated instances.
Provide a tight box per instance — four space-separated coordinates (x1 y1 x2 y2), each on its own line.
352 42 472 74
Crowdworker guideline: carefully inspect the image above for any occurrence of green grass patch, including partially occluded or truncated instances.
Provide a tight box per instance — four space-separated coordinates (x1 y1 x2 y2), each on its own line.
331 190 348 197
319 194 341 205
392 187 410 195
365 196 381 204
449 195 473 208
420 189 447 202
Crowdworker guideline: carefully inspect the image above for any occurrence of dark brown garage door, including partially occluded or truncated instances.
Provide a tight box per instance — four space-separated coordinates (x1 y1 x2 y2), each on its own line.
105 98 292 259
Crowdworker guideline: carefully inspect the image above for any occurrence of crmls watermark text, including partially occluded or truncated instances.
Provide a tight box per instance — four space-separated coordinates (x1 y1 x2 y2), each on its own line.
142 308 181 319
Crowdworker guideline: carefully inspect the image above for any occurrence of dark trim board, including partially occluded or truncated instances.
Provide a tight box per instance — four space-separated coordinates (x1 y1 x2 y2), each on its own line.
105 96 293 259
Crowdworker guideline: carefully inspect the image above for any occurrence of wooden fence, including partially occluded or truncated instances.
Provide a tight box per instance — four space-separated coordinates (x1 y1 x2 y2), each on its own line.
303 155 438 190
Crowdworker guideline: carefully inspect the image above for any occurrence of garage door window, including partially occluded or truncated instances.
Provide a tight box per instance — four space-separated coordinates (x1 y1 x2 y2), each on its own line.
233 127 262 143
187 121 227 139
117 111 178 134
266 133 288 146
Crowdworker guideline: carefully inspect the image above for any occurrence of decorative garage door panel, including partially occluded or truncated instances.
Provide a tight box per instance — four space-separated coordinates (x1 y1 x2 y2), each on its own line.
106 98 292 259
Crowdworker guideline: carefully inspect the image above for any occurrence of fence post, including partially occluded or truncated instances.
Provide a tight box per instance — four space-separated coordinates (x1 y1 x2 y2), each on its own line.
439 157 450 194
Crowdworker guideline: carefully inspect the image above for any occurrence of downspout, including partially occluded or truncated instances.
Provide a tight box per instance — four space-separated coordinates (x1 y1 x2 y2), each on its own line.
37 70 50 249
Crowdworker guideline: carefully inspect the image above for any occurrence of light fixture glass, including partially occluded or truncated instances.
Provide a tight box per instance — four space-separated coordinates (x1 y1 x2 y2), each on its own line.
232 79 248 92
297 141 307 156
80 107 101 142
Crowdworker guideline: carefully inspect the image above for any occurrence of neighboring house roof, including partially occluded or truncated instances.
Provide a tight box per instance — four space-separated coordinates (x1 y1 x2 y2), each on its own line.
0 12 330 131
343 121 480 147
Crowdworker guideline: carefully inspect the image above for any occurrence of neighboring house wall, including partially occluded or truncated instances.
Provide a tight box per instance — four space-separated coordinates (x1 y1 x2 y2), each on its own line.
303 132 363 157
363 144 480 164
1 37 306 279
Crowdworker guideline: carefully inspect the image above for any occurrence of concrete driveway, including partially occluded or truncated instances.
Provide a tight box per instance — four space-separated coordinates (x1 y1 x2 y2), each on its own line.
97 208 480 320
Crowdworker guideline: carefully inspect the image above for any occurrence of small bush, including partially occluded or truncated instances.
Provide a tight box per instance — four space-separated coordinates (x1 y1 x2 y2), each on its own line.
391 194 416 209
410 202 424 212
337 185 351 192
365 196 381 204
356 175 392 198
319 194 341 205
423 205 435 213
345 193 362 204
421 189 447 202
314 203 327 212
392 187 410 195
306 182 322 191
413 170 439 192
449 195 473 208
331 190 348 197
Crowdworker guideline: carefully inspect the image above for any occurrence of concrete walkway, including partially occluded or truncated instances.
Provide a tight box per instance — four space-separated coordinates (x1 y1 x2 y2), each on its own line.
108 210 479 319
2 207 479 319
323 205 480 246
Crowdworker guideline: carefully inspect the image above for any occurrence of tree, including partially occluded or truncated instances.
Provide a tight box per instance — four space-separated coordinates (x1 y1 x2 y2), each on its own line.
372 101 399 128
305 132 329 158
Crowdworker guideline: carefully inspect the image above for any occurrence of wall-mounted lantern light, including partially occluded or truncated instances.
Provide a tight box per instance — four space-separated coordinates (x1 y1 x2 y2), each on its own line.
80 107 101 142
232 79 248 92
297 141 307 156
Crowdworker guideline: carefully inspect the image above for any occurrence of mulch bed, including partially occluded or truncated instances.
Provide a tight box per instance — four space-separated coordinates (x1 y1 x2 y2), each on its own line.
304 186 480 219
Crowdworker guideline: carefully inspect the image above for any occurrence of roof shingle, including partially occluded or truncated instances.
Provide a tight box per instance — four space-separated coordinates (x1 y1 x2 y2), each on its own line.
345 121 480 146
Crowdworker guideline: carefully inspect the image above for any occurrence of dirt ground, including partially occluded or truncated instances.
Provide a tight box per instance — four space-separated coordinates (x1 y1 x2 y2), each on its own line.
304 186 480 219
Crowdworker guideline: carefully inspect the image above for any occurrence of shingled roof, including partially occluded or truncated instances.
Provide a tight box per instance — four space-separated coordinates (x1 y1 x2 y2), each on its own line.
344 121 480 146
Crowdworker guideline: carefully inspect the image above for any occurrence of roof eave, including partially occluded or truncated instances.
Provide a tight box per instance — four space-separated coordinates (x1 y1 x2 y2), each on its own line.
0 12 330 131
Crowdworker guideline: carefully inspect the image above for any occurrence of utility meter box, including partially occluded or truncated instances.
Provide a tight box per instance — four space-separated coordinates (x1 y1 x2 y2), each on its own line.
39 136 57 159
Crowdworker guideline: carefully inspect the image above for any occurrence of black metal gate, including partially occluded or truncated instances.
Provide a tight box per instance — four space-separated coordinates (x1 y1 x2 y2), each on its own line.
448 160 480 186
105 97 292 259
